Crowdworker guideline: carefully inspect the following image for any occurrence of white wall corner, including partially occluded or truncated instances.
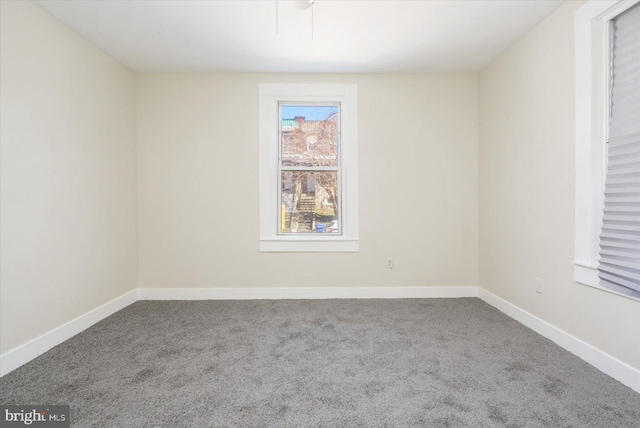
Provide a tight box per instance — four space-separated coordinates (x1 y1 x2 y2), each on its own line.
478 287 640 394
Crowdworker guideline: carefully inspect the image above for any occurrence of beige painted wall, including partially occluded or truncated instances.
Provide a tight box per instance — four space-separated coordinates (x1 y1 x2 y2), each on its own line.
136 73 478 289
10 0 635 380
479 0 640 370
0 1 138 354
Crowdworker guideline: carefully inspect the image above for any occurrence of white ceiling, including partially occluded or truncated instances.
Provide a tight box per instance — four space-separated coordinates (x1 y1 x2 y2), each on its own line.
34 0 564 73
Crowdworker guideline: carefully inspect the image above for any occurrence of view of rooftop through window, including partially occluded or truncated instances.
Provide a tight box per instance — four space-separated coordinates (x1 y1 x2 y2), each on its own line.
279 104 340 234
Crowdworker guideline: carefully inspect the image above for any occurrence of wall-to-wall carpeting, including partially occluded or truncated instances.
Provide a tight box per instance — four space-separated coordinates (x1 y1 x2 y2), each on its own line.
1 298 638 427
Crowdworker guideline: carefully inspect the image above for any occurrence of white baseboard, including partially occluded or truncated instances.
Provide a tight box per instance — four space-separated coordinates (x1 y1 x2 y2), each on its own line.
0 286 475 377
478 288 640 394
0 289 138 377
137 286 479 300
3 284 639 395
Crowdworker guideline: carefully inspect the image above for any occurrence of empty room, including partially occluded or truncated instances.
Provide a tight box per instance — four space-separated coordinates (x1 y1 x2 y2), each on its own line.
1 0 639 426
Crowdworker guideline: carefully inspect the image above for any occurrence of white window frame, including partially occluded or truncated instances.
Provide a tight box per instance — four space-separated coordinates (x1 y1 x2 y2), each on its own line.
259 83 359 252
574 0 640 301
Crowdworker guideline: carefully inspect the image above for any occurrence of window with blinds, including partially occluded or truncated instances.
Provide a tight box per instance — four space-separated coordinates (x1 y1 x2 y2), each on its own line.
598 3 640 299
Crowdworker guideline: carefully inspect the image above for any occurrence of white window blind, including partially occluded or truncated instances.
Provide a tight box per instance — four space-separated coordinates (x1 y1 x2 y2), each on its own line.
598 3 640 298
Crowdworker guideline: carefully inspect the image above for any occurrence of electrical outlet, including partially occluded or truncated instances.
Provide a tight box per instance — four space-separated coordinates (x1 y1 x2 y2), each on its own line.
535 278 544 294
387 258 393 269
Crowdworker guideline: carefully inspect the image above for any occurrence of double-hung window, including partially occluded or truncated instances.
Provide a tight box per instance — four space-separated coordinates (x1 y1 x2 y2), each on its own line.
279 104 341 235
259 84 359 252
598 3 640 299
574 0 640 300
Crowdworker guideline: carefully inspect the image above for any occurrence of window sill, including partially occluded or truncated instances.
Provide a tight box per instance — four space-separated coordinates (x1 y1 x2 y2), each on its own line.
260 239 359 253
573 261 640 302
573 261 599 287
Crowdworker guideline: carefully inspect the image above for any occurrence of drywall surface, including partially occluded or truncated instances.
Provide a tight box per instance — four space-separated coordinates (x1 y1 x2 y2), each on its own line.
136 73 478 289
479 0 640 370
0 1 138 354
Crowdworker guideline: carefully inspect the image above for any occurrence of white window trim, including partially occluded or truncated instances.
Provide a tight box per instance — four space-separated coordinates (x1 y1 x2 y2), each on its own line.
574 0 640 301
259 83 359 252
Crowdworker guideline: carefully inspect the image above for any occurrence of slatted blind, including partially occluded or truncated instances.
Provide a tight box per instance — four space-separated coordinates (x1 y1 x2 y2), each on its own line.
598 3 640 298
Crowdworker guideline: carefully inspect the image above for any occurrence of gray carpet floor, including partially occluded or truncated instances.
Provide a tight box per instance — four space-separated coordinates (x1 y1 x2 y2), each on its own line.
1 298 639 427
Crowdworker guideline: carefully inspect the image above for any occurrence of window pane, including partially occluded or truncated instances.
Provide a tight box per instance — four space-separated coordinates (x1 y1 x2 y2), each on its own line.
281 105 338 167
280 171 340 234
